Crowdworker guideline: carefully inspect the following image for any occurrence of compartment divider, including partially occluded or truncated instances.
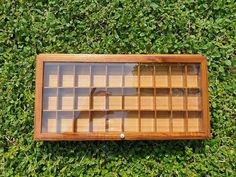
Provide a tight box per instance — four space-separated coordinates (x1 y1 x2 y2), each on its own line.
56 64 60 133
72 64 76 132
153 64 157 132
168 65 173 132
138 63 141 132
89 64 93 132
122 64 125 132
184 65 188 132
105 64 109 132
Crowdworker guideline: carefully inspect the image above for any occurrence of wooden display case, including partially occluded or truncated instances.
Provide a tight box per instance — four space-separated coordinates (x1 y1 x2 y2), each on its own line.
35 54 210 140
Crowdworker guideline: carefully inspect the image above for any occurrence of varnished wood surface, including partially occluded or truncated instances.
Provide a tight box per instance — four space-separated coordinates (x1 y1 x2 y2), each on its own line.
34 54 210 141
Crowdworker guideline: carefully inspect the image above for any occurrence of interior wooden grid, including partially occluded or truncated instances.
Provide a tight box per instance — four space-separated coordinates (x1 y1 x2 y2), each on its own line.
42 63 202 133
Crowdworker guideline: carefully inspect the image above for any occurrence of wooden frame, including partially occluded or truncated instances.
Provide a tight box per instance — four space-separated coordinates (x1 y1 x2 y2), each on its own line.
34 54 210 141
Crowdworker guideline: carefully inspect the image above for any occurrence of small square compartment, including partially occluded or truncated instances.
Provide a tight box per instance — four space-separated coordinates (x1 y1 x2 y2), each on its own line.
75 88 90 110
124 111 139 132
141 111 155 132
172 88 185 110
91 88 106 110
124 64 138 87
42 111 57 133
156 89 170 110
43 88 58 111
76 64 91 87
156 111 170 132
59 64 74 87
171 64 184 88
58 88 74 110
58 111 74 133
107 88 122 110
172 111 185 132
44 64 58 87
188 111 202 132
155 64 169 88
140 64 154 87
92 111 106 132
187 64 200 88
91 64 106 87
140 88 154 110
76 111 90 132
124 88 138 110
107 111 123 132
187 89 201 110
107 64 123 87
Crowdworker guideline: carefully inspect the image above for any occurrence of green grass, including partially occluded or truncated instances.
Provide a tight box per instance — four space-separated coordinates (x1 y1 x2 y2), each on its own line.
0 0 235 176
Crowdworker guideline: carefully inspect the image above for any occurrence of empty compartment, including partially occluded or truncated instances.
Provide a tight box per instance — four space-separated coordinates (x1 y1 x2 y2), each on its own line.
107 111 123 132
76 64 91 87
91 64 106 87
141 111 155 132
172 111 185 132
91 88 106 110
155 64 169 88
43 88 57 110
124 111 139 132
156 89 170 110
187 64 200 88
76 111 90 132
107 88 122 110
140 88 154 110
107 64 123 87
188 111 202 132
92 111 106 132
58 111 74 133
44 64 58 87
75 88 90 110
124 64 138 87
42 111 57 133
172 88 185 110
156 111 170 132
171 64 184 88
140 64 154 87
123 88 138 110
58 88 74 110
187 88 201 110
59 64 75 87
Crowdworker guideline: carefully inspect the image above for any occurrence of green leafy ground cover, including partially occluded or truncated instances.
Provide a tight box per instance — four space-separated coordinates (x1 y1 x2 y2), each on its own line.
0 0 235 176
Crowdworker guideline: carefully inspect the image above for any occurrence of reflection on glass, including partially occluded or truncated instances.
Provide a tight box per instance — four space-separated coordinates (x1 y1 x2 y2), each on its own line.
140 88 154 110
44 64 58 87
59 64 74 87
41 62 203 133
58 111 74 133
155 64 169 88
141 111 155 132
123 88 138 110
42 112 57 133
91 64 106 87
107 111 123 132
58 88 74 110
172 88 185 110
108 64 123 87
171 64 184 88
124 111 139 132
123 64 138 87
187 88 201 110
187 64 200 88
140 64 154 87
76 111 90 132
76 64 91 87
76 88 90 110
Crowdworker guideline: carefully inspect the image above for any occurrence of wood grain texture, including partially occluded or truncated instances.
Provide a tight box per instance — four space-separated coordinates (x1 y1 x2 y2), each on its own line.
34 54 210 141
